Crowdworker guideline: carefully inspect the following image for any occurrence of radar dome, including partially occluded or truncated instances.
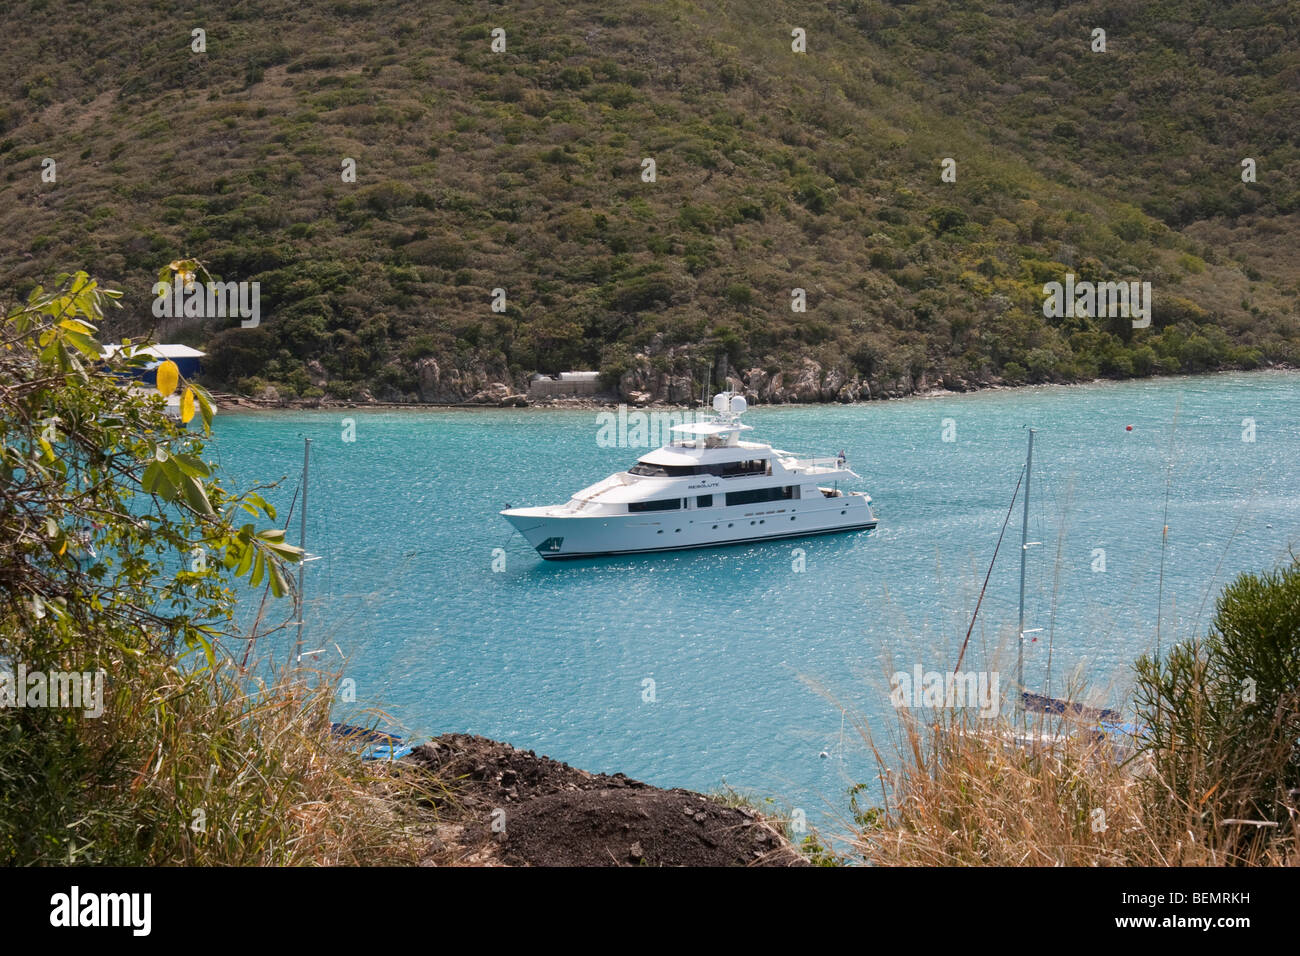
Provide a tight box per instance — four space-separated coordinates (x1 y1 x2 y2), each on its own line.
729 395 748 414
712 393 728 412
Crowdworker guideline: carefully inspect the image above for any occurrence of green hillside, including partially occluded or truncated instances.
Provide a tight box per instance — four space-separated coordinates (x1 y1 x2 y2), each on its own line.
3 0 1298 402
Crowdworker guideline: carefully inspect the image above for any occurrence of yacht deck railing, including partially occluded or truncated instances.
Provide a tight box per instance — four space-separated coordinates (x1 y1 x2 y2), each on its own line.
784 457 844 474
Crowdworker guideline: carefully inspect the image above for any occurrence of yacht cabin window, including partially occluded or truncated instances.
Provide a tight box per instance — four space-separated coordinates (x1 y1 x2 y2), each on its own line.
725 485 797 507
627 498 683 513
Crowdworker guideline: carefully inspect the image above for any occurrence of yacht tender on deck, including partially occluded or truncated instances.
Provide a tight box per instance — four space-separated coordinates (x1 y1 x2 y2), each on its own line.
501 393 877 559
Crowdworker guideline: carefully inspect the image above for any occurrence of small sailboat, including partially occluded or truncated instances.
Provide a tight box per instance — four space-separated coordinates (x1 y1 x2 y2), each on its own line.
293 441 419 764
1006 430 1148 758
954 429 1147 758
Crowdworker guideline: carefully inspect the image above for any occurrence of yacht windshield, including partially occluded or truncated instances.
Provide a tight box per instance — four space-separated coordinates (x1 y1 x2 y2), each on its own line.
628 462 697 477
627 459 770 478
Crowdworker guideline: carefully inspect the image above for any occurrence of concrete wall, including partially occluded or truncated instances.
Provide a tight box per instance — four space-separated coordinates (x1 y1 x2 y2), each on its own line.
528 375 604 398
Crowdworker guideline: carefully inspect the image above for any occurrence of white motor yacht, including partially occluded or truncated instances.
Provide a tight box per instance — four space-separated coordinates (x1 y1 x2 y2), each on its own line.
501 393 877 559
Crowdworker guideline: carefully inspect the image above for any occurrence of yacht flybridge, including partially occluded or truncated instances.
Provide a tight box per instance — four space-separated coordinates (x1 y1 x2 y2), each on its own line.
501 393 877 559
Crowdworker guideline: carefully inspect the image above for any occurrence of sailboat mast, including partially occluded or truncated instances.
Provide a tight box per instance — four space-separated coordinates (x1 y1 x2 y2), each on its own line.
1016 428 1035 717
293 437 311 665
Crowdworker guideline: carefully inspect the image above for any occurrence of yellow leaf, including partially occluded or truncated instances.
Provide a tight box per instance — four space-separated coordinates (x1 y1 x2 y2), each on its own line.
156 359 179 396
180 386 196 423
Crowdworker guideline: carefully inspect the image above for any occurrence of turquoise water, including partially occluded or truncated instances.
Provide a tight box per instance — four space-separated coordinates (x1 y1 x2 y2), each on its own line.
209 372 1300 831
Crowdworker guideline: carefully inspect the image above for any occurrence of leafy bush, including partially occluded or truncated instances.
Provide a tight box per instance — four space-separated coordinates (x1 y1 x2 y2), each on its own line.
1134 562 1300 861
0 272 430 864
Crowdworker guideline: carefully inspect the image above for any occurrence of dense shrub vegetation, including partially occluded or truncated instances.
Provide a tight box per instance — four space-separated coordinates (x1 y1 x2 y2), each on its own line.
0 271 430 863
1 0 1297 401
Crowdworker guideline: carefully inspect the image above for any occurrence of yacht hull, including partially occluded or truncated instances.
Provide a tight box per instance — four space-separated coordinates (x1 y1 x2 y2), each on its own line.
503 495 876 559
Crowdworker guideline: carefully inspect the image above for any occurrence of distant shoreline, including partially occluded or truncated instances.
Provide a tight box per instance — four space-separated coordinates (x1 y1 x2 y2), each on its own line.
212 365 1298 413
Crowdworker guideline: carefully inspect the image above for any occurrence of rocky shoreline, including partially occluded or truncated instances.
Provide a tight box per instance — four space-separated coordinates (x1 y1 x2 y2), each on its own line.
211 363 1293 413
231 352 981 409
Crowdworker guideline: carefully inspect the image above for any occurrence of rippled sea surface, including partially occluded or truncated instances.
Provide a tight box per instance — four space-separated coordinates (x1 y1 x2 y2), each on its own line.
210 371 1300 830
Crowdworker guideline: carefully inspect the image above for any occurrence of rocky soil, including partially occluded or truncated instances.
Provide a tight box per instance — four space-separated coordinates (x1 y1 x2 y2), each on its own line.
406 733 806 867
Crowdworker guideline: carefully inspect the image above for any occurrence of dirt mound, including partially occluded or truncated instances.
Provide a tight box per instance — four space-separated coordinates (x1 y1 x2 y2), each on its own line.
408 734 804 867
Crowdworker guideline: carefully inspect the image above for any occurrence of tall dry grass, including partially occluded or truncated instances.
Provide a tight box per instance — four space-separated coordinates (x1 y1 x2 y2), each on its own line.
848 702 1299 866
0 651 448 866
